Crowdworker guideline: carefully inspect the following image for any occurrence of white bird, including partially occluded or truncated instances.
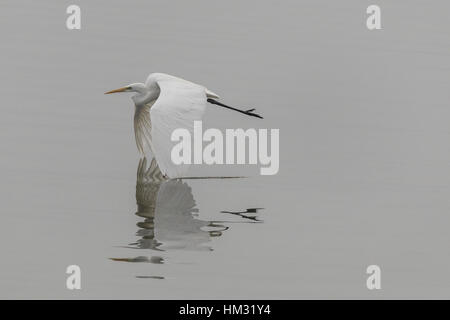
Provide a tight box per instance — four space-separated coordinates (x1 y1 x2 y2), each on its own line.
105 73 262 178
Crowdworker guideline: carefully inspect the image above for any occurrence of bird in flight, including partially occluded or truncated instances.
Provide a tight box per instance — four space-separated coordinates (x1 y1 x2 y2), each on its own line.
105 73 262 178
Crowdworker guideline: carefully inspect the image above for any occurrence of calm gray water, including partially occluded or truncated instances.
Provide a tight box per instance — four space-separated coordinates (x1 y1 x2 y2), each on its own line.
1 0 450 298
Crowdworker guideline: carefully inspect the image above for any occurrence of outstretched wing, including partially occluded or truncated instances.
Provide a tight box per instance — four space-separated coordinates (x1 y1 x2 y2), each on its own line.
134 100 156 156
150 76 207 178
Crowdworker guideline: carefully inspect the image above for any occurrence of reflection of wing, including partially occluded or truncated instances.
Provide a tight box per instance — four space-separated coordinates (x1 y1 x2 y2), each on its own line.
154 180 212 251
149 76 207 178
134 157 220 251
136 157 164 184
135 157 164 219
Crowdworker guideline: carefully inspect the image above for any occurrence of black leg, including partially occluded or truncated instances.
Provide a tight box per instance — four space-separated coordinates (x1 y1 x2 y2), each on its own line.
207 98 263 119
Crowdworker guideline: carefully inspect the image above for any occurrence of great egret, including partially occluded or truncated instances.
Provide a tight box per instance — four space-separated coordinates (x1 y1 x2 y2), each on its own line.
105 73 262 178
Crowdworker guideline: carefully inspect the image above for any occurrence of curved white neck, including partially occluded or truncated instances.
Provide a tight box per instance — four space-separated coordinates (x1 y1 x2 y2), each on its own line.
132 86 155 106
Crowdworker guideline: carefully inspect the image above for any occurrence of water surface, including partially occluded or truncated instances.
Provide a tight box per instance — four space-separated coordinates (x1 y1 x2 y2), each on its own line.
1 1 450 298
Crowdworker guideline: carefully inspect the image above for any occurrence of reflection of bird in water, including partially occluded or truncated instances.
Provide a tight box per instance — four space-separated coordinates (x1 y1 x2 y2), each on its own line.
132 157 227 252
220 208 264 222
110 157 263 264
110 256 164 264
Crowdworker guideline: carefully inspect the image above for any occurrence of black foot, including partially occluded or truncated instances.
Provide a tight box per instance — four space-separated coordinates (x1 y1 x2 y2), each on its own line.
244 109 263 119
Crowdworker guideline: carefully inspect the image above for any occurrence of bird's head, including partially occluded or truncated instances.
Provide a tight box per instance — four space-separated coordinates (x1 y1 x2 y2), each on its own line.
105 83 147 94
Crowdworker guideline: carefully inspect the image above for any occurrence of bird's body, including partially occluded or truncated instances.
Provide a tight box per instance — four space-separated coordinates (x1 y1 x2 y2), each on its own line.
132 73 215 178
105 73 262 179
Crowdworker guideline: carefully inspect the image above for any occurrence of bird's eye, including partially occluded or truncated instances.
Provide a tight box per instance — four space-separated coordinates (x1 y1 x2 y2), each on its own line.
127 86 132 90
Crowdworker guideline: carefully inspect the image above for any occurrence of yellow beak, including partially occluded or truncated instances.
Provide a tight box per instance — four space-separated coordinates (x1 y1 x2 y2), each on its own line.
104 87 128 94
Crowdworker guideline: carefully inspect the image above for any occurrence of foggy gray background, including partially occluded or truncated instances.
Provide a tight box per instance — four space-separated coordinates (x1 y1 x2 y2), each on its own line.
1 0 450 298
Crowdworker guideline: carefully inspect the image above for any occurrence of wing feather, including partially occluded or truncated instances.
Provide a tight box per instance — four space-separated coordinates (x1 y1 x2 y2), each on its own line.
150 77 207 178
134 100 156 156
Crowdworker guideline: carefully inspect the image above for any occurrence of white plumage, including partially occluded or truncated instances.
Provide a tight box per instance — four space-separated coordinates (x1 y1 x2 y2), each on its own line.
105 72 261 179
106 73 218 178
142 74 212 178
